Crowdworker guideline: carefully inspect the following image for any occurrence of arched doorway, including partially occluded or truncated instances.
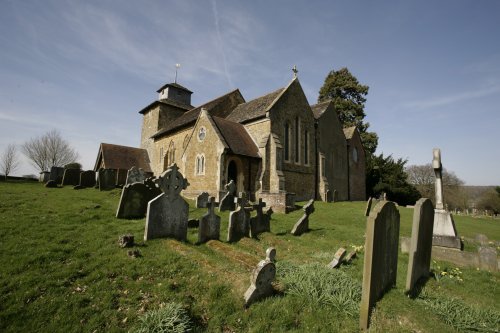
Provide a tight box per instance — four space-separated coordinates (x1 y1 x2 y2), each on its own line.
228 160 238 184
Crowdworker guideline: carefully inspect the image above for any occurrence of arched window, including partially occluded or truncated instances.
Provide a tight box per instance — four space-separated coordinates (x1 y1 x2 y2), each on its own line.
352 147 358 163
195 154 205 175
284 122 290 161
295 117 300 163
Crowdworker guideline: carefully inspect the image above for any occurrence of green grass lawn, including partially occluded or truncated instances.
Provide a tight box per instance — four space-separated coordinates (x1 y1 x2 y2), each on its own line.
0 182 499 332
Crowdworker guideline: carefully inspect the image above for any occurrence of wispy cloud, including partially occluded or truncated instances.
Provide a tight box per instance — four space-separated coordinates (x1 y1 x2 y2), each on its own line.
211 0 233 89
402 85 500 109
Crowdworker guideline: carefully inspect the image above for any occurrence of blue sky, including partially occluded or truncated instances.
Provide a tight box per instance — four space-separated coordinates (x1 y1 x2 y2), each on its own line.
1 0 499 185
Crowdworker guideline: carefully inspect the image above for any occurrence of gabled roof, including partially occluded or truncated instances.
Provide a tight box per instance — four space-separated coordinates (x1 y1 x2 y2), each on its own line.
139 99 193 115
156 82 193 94
94 143 152 172
226 87 285 124
311 100 332 119
343 126 357 140
151 89 244 139
212 116 260 158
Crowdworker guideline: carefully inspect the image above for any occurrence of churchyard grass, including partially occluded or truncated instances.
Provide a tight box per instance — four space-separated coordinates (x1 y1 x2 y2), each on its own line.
0 182 499 332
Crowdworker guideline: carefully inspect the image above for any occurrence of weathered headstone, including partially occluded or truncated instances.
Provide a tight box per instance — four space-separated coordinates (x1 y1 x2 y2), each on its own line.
325 189 332 203
116 182 161 219
219 180 236 212
479 246 497 271
344 251 357 263
196 192 210 208
49 166 65 184
266 247 276 262
45 180 58 188
62 168 81 186
227 193 251 242
405 198 434 293
291 199 315 236
250 198 270 238
125 166 146 185
198 197 221 244
144 164 189 241
475 233 489 246
244 252 277 307
98 168 116 191
360 201 400 330
364 197 373 217
432 149 462 249
79 170 96 188
327 247 347 269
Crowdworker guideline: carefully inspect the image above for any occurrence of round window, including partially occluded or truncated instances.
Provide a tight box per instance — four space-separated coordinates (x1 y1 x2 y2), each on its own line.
198 127 206 141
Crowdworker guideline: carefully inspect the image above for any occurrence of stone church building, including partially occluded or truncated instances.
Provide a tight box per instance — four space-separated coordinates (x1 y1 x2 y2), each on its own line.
136 75 365 212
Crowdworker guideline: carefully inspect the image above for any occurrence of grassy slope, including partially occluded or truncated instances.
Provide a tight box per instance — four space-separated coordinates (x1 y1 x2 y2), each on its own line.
0 182 498 332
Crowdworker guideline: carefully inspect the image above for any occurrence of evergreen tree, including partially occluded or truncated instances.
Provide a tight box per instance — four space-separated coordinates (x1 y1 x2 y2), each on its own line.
318 67 378 155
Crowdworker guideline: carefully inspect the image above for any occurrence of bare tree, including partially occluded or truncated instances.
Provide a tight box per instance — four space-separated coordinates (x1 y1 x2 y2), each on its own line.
1 144 20 180
21 129 79 172
406 163 466 210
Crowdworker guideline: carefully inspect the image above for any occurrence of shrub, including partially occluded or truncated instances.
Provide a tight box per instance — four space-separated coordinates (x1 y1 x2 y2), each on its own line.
134 302 192 333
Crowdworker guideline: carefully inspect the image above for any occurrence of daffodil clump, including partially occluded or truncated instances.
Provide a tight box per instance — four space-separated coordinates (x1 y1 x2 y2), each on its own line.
432 261 464 283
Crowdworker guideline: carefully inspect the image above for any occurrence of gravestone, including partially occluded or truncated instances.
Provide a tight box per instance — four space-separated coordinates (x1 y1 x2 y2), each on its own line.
116 182 161 219
250 198 270 238
227 193 251 242
364 197 373 217
405 198 434 293
291 199 315 236
79 170 96 187
45 180 58 188
360 201 400 330
196 192 210 208
325 190 332 203
126 166 146 185
244 251 277 307
265 207 273 220
219 180 236 211
266 247 276 262
49 166 65 184
327 247 347 269
431 149 462 249
98 168 116 191
39 171 50 183
198 197 221 244
144 164 189 241
344 251 357 263
62 168 81 186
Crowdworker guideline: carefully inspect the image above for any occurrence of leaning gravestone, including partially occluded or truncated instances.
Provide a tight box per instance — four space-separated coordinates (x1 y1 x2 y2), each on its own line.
291 199 315 236
364 197 373 217
327 247 347 269
116 182 161 219
198 197 221 244
244 249 277 307
79 170 96 187
196 192 210 208
144 164 189 241
250 198 270 238
219 180 236 212
125 166 145 185
98 168 116 191
227 193 251 242
62 168 81 186
432 149 462 249
360 201 400 331
406 198 434 293
49 166 65 184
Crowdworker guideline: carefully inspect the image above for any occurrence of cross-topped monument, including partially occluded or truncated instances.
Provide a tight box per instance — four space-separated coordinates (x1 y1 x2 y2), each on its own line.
292 65 298 78
432 149 462 249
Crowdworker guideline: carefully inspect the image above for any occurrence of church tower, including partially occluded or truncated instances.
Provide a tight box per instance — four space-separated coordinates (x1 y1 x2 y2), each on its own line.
139 82 193 172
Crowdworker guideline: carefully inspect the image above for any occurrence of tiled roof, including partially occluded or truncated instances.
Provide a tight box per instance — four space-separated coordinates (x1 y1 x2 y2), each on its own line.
212 116 260 158
94 143 152 172
156 82 193 94
343 126 357 140
310 100 332 119
139 99 193 115
151 89 244 139
226 87 285 123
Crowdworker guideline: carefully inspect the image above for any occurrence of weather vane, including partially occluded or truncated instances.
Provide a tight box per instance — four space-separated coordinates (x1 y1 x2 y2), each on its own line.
292 65 298 78
174 63 181 83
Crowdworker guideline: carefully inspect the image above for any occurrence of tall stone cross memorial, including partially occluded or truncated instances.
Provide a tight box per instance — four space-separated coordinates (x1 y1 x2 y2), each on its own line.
144 164 189 241
432 149 462 249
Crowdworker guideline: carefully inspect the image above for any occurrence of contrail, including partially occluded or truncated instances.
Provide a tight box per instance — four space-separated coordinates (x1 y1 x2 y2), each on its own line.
211 0 233 88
